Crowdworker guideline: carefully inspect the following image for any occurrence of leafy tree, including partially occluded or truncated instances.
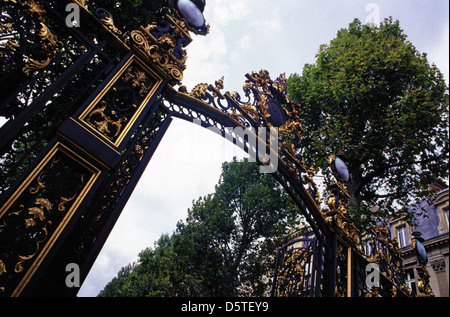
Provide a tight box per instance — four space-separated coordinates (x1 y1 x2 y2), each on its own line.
98 158 302 297
287 18 449 227
98 262 137 297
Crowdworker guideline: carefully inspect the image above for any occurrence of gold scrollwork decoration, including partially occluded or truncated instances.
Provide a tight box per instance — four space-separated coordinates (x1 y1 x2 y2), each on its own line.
0 143 101 296
22 58 51 76
100 15 122 36
187 77 226 100
21 0 46 21
123 67 153 97
275 247 313 297
87 100 127 139
21 16 63 75
128 14 190 82
130 30 184 82
0 260 6 276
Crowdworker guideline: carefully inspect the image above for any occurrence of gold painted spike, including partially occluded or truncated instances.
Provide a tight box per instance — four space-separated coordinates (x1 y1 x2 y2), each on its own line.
74 0 89 9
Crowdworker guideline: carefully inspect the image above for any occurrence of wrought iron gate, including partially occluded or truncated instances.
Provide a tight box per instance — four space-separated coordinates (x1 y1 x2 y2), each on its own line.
0 0 430 297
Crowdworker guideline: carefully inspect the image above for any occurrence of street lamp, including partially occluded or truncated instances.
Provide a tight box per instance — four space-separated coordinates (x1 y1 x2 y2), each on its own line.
334 155 349 183
330 153 350 183
172 0 208 34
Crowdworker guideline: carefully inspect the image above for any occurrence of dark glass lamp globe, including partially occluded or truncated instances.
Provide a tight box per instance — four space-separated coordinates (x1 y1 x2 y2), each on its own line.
334 156 350 182
416 240 428 264
176 0 206 28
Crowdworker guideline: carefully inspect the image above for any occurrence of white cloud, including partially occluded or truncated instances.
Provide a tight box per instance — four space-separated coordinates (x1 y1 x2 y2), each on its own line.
183 27 228 90
238 34 253 51
428 21 449 84
209 0 252 26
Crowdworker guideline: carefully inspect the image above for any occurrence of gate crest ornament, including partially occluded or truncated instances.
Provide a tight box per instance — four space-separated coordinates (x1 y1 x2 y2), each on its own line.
128 14 194 83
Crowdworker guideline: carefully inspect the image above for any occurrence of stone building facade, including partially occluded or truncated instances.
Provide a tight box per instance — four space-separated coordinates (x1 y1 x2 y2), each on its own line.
389 187 449 297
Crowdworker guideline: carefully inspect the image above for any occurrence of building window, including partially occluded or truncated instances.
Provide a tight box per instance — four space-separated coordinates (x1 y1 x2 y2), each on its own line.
446 208 449 228
364 240 373 257
405 269 416 296
397 225 410 248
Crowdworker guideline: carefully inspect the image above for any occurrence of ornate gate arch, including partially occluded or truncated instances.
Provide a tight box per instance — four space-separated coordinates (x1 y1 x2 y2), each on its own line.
0 0 419 297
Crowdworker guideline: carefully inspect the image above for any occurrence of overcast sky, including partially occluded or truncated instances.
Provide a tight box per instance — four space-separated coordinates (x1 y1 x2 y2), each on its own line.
78 0 449 297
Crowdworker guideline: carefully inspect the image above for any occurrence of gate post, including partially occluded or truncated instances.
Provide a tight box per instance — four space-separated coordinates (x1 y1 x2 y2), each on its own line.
0 0 206 296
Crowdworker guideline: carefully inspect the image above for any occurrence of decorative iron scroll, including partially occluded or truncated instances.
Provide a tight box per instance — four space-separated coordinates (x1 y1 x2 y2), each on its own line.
0 143 100 296
334 241 349 297
0 0 125 195
364 226 409 290
0 0 62 80
353 250 409 297
128 14 192 83
79 56 162 146
271 238 317 297
0 0 428 298
179 70 321 204
1 0 58 118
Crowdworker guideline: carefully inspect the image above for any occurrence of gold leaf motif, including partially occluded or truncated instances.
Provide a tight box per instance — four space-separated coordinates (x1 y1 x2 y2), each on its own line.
37 22 62 50
27 198 52 223
25 218 36 228
22 57 51 76
21 19 62 76
22 0 46 21
35 198 52 212
28 207 44 221
123 67 153 97
87 101 128 139
129 19 187 82
190 83 209 99
74 0 88 9
101 15 122 35
0 260 6 276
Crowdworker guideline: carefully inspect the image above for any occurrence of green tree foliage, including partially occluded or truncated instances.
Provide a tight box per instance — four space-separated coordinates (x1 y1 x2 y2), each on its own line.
287 18 449 227
98 158 301 297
